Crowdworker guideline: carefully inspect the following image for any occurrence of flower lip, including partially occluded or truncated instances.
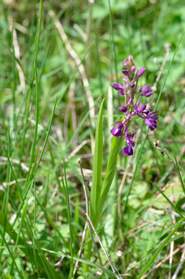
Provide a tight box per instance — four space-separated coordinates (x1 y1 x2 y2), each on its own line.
140 85 153 97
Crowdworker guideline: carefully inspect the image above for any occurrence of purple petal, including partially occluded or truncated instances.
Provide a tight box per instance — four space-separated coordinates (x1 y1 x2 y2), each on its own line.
129 81 136 88
146 111 158 120
134 102 146 113
131 66 136 73
123 56 134 67
145 112 158 130
126 132 135 147
111 127 122 137
122 69 129 77
111 122 124 137
140 85 153 97
112 83 125 95
122 145 133 156
145 119 157 130
137 67 145 78
119 105 128 113
115 122 124 129
112 83 123 90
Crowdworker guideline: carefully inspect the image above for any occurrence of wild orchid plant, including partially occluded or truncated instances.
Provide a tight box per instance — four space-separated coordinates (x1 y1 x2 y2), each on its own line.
90 55 158 222
85 56 158 269
111 55 158 156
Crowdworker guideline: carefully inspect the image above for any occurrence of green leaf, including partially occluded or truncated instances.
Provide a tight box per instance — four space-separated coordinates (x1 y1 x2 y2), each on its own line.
99 137 122 219
90 99 104 224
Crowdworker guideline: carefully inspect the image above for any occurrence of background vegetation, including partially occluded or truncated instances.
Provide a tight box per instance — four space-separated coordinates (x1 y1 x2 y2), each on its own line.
0 0 185 278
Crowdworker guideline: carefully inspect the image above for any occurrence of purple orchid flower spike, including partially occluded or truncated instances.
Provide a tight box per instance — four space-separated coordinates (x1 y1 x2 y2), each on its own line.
111 56 158 156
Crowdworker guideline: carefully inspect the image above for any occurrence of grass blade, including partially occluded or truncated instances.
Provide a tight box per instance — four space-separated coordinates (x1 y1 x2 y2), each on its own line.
0 215 63 279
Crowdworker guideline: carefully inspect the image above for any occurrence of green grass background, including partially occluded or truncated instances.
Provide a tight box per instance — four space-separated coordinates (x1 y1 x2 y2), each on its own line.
0 0 185 278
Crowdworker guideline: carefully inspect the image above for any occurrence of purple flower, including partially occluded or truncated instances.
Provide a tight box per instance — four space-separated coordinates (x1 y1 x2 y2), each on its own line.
137 67 145 78
112 83 125 95
140 85 153 97
119 105 128 113
123 56 134 68
111 127 122 137
145 112 158 130
122 56 136 79
122 131 135 156
134 102 146 113
122 69 129 77
131 66 136 73
111 122 124 137
126 132 135 147
122 145 133 156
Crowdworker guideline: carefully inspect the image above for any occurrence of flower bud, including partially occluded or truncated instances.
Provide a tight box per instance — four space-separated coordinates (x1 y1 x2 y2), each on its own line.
137 67 145 78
